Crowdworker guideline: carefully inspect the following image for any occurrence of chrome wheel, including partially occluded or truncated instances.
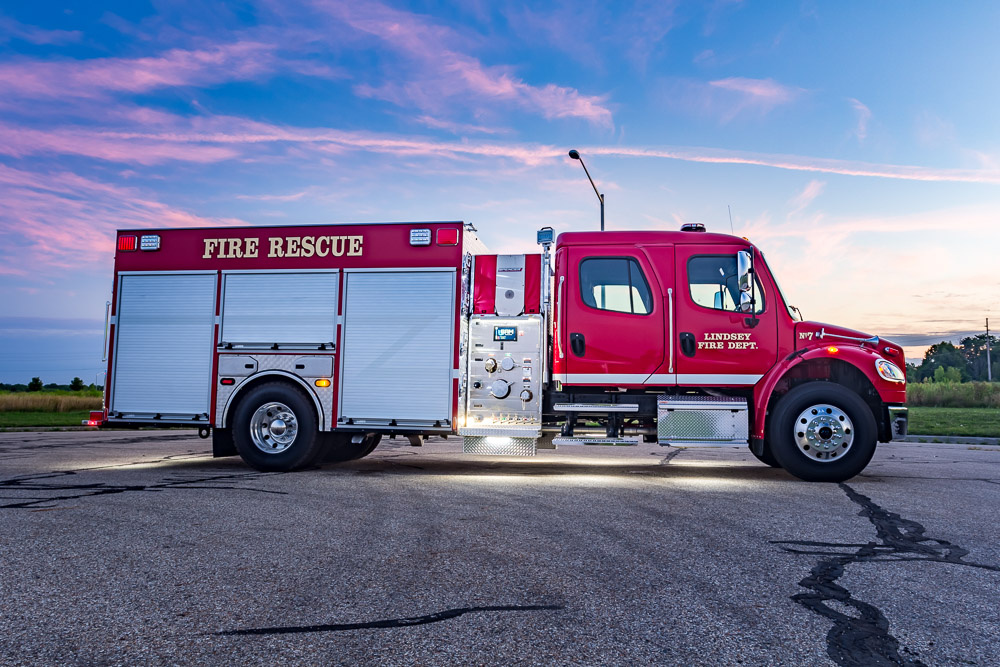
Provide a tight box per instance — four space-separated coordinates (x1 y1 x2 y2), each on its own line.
249 401 298 454
793 403 853 463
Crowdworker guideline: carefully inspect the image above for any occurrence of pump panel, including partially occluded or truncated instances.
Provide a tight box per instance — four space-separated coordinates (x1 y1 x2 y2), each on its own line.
462 314 543 435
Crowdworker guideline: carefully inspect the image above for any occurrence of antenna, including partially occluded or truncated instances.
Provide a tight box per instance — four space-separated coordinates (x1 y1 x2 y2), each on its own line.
728 205 734 235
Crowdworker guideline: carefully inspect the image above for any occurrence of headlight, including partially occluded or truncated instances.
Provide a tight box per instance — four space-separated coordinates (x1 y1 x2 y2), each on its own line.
875 359 905 383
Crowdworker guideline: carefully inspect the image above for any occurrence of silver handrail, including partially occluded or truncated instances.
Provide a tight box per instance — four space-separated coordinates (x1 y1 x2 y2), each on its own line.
556 275 566 359
667 288 674 373
102 300 111 362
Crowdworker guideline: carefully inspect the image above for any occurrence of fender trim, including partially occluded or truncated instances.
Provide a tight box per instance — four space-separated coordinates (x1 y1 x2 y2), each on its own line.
752 345 891 440
220 370 326 431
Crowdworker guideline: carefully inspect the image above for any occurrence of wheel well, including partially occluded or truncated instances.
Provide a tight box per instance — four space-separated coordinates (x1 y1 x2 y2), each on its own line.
767 359 884 438
222 373 325 431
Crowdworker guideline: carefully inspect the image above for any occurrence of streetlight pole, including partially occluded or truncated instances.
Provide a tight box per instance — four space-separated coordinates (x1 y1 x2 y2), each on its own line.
987 318 992 381
568 149 605 231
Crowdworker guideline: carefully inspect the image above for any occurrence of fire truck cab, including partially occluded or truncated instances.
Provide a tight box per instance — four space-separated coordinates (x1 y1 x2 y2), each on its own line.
93 221 908 482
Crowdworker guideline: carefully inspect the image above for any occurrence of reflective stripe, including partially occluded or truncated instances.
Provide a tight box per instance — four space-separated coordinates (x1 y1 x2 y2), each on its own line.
554 373 649 384
555 372 763 385
677 373 763 385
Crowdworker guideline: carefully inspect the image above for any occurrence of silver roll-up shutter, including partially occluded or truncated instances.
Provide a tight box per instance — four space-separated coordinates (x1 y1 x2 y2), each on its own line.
221 272 338 346
339 271 455 424
111 274 216 416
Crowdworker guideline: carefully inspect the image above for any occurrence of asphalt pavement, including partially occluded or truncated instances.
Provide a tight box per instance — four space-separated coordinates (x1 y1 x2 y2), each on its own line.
1 431 998 666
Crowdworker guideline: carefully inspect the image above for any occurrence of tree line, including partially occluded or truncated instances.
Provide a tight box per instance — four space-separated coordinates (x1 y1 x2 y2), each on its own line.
905 334 998 383
1 378 103 392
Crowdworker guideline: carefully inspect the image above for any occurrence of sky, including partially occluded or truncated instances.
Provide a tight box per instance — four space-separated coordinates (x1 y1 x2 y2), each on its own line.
1 1 998 383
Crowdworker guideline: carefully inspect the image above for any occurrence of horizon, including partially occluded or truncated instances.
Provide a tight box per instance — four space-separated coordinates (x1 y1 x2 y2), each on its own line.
1 2 998 383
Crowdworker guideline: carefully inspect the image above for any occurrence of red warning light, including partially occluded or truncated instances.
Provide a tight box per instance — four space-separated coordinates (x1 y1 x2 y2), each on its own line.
437 228 459 246
117 235 137 252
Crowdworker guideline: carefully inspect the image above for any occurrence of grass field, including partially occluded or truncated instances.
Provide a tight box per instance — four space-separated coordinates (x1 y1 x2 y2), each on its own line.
0 411 92 428
906 407 1000 438
0 392 101 412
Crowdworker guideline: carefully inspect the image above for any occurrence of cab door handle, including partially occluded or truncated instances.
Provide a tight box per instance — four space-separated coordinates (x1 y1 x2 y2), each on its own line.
679 332 696 358
570 332 585 357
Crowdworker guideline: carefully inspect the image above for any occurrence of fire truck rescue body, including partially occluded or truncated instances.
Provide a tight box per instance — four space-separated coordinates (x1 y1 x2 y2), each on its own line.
94 221 908 482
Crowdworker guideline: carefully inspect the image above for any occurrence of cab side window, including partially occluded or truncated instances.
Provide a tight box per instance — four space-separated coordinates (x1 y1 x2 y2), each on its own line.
579 258 652 315
688 255 764 313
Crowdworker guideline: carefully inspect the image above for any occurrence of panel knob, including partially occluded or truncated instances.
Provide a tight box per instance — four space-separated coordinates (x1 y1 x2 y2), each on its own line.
484 358 498 373
500 357 516 371
490 380 511 399
519 389 533 402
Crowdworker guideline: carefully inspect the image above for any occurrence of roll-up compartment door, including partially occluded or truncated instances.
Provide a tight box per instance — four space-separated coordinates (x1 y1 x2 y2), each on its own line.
111 274 217 416
339 271 456 425
221 272 338 347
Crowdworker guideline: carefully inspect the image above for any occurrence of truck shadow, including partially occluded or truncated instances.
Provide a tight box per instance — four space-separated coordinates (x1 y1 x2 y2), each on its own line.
328 454 794 482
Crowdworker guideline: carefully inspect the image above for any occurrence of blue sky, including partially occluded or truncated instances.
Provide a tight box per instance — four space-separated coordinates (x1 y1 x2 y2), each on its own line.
1 1 998 382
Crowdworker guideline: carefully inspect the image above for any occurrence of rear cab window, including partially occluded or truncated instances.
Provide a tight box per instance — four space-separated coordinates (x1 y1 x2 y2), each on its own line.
579 257 653 315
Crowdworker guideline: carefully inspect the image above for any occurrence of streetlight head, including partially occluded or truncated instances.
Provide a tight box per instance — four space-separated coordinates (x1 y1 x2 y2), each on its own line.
568 149 580 160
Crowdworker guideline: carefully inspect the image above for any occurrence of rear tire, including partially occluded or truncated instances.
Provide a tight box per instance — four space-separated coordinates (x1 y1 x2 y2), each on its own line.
233 383 325 472
323 432 381 463
768 382 877 482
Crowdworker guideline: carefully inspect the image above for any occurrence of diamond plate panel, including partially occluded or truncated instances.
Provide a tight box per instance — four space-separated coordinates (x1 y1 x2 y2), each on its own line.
463 436 537 456
657 394 748 444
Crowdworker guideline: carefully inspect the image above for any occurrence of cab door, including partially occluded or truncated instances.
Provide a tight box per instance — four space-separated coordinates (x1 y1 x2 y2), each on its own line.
561 246 664 385
673 244 778 386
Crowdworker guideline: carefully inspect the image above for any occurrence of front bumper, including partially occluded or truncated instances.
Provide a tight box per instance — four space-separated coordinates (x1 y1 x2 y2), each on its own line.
888 405 908 439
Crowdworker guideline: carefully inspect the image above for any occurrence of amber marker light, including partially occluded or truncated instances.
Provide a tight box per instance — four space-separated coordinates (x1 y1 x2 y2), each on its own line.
826 346 839 354
315 379 331 387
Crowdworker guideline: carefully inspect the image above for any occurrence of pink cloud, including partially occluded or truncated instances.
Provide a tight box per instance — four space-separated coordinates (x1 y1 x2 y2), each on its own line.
319 0 613 127
0 16 82 45
787 179 825 216
708 77 802 112
849 98 871 141
0 41 278 100
6 106 1000 186
0 165 245 274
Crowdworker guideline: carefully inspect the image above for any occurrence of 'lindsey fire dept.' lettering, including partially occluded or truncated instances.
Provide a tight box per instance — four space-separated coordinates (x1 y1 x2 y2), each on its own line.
202 235 363 259
699 332 758 350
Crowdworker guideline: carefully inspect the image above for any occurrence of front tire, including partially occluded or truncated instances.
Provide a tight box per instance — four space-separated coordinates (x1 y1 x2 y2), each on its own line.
750 442 781 468
768 382 877 482
233 383 325 472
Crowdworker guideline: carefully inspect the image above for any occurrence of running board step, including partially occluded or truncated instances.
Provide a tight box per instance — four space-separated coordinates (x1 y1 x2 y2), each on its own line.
552 436 640 446
552 403 639 413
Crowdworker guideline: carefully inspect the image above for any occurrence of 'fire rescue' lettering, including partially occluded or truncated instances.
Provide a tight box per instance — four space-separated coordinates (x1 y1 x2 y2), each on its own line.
202 235 363 260
698 332 758 350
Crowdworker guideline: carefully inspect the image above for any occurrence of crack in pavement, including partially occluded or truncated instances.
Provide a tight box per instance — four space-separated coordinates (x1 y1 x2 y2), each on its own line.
0 467 284 509
773 483 999 666
215 604 563 636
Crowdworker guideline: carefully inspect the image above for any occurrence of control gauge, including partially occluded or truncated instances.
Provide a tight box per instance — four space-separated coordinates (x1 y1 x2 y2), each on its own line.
500 357 516 372
484 358 498 373
490 380 511 399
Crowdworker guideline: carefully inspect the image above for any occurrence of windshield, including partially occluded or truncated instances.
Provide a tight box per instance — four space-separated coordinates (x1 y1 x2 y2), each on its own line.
759 251 802 321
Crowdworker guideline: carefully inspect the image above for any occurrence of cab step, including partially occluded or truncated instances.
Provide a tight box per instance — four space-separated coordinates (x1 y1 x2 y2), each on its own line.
552 403 639 413
657 394 749 447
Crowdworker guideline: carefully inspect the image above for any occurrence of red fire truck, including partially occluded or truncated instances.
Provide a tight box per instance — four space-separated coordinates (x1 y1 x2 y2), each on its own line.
90 221 908 482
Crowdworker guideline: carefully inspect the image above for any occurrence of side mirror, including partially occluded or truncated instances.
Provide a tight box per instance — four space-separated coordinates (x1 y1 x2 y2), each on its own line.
738 292 754 313
737 250 752 293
